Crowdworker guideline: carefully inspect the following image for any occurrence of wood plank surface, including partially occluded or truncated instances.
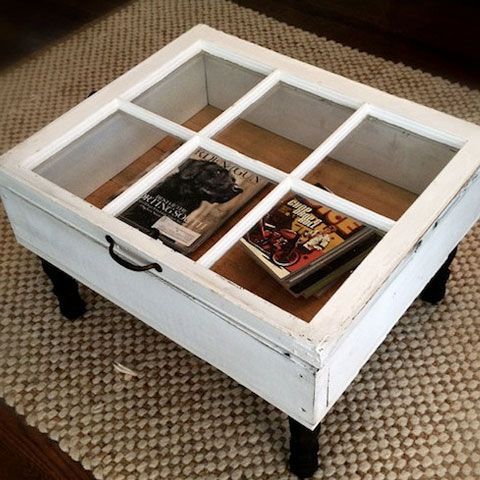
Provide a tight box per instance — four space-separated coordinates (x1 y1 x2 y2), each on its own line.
84 104 417 321
213 116 312 171
211 243 342 321
304 158 417 220
85 136 184 208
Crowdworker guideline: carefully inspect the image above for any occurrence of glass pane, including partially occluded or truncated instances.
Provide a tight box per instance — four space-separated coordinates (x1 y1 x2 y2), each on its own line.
116 147 274 257
34 111 184 208
213 82 355 171
133 52 267 131
305 116 460 220
211 190 383 322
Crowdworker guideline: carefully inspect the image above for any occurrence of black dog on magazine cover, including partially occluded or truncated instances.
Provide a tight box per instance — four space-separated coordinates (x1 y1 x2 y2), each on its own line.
155 158 243 214
119 158 243 233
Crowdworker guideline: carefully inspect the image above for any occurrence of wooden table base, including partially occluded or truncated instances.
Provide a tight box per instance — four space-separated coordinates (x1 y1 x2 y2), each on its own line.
38 244 458 477
420 247 458 304
288 417 321 478
40 259 86 320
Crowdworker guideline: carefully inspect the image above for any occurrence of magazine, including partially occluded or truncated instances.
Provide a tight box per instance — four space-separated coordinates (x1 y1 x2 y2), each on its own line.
289 236 379 297
240 192 380 289
118 148 268 253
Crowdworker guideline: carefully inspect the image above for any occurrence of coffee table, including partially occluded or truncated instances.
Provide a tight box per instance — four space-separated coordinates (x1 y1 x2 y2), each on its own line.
1 25 479 478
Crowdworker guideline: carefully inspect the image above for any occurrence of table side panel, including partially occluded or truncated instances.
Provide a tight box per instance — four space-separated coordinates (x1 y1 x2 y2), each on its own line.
0 166 317 365
1 188 318 426
314 170 480 423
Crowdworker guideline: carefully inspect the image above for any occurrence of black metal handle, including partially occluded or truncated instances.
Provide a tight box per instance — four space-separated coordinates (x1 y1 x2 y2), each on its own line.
106 235 162 272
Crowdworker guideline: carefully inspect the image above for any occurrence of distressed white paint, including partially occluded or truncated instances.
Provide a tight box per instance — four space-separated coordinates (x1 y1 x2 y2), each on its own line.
309 143 480 342
1 25 480 430
330 114 460 194
1 168 316 366
224 80 356 152
132 51 268 125
131 52 209 125
314 169 480 422
117 100 196 140
290 103 371 178
367 104 466 149
198 70 282 137
34 110 175 199
200 41 276 77
204 53 270 109
23 100 120 170
1 189 318 426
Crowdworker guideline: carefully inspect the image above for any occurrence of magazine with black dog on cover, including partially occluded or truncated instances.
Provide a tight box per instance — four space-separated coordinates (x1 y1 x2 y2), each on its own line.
117 148 268 254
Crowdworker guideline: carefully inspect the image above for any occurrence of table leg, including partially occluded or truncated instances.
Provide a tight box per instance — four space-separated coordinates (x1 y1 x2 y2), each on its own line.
40 259 86 320
420 247 457 304
288 417 320 478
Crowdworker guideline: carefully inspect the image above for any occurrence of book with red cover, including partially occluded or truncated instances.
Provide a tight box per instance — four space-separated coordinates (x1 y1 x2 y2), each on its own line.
241 193 378 286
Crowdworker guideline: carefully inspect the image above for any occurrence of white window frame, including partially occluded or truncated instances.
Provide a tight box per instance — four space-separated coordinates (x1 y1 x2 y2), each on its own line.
2 24 479 373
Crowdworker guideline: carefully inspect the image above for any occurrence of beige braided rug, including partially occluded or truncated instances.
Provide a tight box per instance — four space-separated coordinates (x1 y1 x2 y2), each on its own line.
0 1 479 479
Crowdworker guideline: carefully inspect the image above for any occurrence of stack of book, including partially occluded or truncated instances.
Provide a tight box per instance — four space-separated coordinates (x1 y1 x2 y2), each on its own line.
240 190 382 297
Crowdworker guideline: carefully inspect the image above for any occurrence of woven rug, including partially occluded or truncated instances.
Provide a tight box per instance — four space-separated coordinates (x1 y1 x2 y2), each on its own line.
0 1 479 479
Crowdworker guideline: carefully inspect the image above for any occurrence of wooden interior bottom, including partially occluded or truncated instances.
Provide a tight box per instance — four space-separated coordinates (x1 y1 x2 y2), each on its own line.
211 243 342 322
85 107 226 209
85 104 419 322
213 109 417 220
304 160 417 221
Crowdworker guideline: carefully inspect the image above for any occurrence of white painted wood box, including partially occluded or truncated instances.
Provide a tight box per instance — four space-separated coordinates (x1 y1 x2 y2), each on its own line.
1 25 479 453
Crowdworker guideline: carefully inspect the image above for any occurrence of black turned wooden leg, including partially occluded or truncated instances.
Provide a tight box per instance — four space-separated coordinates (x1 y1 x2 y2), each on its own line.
420 247 457 304
40 259 86 320
288 417 320 478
